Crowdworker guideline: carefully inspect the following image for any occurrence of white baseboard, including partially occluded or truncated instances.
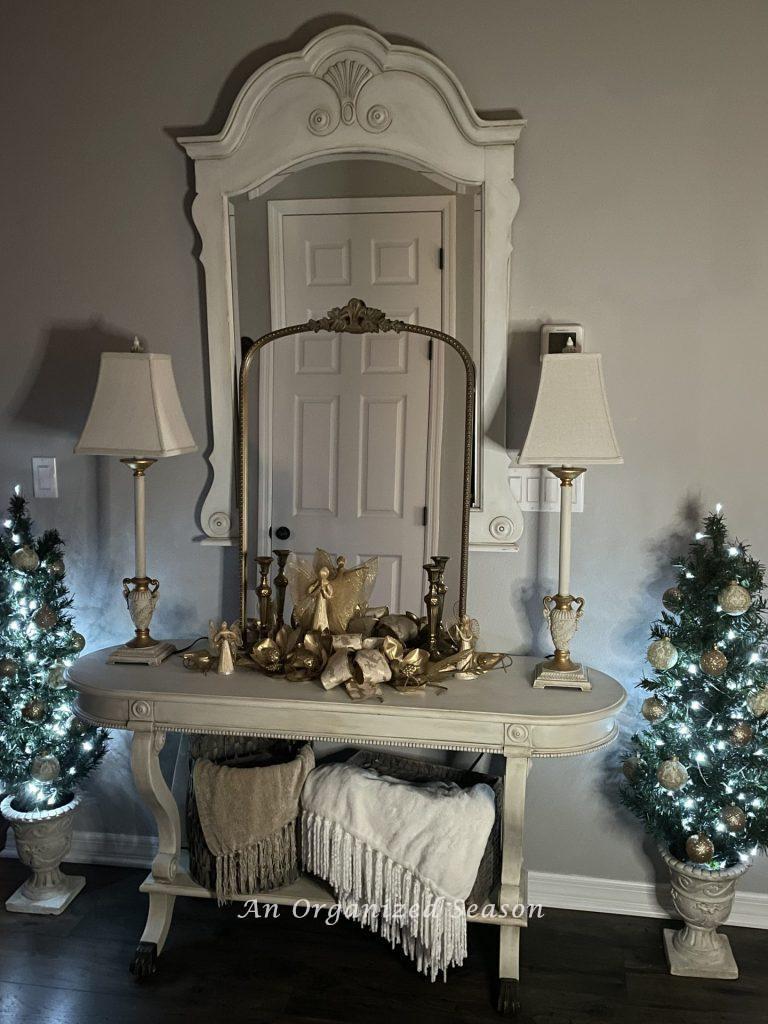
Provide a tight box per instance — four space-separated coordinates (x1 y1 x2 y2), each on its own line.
4 831 766 929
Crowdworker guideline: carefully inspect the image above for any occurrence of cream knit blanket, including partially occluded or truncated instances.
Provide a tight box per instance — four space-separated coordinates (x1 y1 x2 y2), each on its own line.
194 744 314 901
301 762 496 980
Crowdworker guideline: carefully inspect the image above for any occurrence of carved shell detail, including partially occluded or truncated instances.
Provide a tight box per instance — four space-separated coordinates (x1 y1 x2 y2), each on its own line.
308 58 391 136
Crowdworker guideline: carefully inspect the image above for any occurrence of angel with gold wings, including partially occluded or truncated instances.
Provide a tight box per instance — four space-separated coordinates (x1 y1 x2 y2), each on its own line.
285 549 378 635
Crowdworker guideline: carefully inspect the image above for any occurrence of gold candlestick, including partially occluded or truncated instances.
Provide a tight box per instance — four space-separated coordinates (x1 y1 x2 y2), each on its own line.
255 555 274 639
273 549 290 630
423 565 443 660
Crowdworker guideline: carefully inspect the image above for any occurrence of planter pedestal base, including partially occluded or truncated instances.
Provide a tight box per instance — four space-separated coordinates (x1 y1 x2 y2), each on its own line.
6 873 85 916
663 927 738 980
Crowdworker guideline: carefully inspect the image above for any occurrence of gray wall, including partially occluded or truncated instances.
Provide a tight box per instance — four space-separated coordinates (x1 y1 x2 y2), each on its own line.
2 1 767 892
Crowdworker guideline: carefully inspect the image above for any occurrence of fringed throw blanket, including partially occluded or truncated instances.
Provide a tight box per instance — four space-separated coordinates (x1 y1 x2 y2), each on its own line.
193 744 314 901
301 762 496 980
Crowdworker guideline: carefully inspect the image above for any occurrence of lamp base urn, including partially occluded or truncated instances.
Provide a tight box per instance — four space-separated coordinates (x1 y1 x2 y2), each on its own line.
1 793 85 915
659 844 748 979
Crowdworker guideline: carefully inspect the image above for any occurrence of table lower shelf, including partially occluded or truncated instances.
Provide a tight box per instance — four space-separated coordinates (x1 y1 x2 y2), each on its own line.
140 850 527 929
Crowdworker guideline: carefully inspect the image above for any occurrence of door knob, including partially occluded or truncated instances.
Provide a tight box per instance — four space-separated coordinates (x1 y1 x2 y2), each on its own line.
274 526 291 541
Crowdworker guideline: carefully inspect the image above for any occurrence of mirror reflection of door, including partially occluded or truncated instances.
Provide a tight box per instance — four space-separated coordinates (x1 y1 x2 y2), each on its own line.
266 197 450 613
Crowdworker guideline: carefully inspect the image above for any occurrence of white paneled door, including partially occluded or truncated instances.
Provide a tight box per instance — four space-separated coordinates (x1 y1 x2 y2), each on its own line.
266 197 450 612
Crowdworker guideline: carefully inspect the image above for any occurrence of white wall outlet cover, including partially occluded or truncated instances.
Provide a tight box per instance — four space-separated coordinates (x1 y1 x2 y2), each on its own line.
540 324 584 359
32 457 58 499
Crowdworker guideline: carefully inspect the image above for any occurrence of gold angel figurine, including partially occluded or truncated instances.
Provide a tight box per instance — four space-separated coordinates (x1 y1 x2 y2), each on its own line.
285 549 378 634
209 619 242 676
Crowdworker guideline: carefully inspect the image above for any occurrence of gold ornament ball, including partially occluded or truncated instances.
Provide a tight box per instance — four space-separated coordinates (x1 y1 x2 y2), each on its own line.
21 698 47 722
685 833 715 863
69 717 87 736
662 587 683 612
30 753 60 783
747 687 768 718
641 696 668 722
721 805 747 831
47 663 67 689
70 632 86 653
11 545 39 572
729 720 754 746
699 647 728 677
0 657 19 679
33 604 58 631
48 558 65 578
622 756 643 782
647 637 679 671
718 580 751 616
657 758 689 791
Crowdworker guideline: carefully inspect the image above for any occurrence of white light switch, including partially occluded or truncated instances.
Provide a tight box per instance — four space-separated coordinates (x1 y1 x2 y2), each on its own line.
32 457 58 498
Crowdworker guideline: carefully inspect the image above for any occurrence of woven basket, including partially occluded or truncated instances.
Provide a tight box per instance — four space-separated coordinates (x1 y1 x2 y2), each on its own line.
186 736 304 893
347 749 502 908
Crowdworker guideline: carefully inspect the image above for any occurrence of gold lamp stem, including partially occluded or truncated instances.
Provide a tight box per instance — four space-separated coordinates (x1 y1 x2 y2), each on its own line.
533 466 592 690
120 458 159 649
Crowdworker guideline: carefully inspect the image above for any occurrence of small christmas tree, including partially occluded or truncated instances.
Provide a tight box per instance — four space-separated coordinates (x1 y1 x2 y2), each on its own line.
0 488 107 812
622 508 768 868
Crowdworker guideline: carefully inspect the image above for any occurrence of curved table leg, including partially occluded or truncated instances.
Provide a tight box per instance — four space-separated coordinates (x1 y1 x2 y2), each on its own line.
497 753 530 1016
129 729 180 976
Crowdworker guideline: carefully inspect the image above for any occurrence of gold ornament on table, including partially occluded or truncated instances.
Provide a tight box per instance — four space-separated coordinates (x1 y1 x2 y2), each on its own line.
250 626 299 676
11 545 39 572
657 757 689 791
641 696 668 722
33 604 58 631
685 833 715 864
699 647 728 677
209 620 242 676
718 580 751 616
647 637 679 671
662 587 683 613
30 754 60 783
182 650 215 673
747 687 768 718
728 720 753 746
721 805 747 831
286 550 378 635
21 698 47 722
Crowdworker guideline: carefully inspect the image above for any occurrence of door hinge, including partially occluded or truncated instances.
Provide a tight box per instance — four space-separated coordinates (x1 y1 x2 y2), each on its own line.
438 247 444 270
422 506 429 526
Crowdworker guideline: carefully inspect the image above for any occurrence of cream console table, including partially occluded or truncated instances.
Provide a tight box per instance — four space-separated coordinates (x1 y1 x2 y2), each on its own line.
68 648 626 1016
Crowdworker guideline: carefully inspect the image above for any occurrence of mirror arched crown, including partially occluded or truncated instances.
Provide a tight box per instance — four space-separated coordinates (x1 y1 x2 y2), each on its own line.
179 25 525 546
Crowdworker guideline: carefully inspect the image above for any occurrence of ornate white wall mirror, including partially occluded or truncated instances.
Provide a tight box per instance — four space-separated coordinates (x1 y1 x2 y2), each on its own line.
179 25 526 562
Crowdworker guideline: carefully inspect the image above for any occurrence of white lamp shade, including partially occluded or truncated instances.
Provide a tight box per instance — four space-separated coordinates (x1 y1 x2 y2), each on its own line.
518 353 623 466
75 352 197 458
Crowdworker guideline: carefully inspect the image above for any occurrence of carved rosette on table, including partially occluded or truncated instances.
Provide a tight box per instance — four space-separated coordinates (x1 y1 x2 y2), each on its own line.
308 58 392 136
659 845 749 979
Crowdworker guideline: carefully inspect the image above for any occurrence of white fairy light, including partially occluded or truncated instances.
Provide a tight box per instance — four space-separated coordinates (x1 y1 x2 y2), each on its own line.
2 519 11 529
68 767 76 775
11 533 20 544
727 630 736 640
752 798 763 808
686 571 695 579
26 652 36 663
684 797 695 809
749 653 760 664
11 580 23 593
695 751 707 763
687 664 698 675
729 546 739 557
695 532 706 541
716 822 727 833
690 700 701 710
715 503 722 512
81 741 93 751
28 599 37 611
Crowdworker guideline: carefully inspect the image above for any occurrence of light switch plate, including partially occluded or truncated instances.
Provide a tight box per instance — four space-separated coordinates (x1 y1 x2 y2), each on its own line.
32 457 58 498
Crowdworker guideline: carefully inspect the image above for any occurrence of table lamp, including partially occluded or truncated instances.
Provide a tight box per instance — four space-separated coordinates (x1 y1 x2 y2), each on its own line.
518 353 622 690
75 339 197 665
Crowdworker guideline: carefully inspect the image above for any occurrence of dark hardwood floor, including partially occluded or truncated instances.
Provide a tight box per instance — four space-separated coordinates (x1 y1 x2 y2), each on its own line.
0 860 764 1024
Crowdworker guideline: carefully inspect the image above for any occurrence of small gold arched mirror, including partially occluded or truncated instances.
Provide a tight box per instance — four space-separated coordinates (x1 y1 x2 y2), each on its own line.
238 298 476 637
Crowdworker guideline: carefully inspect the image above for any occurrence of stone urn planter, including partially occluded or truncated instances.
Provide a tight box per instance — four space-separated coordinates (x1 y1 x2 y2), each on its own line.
659 844 749 979
1 792 85 915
